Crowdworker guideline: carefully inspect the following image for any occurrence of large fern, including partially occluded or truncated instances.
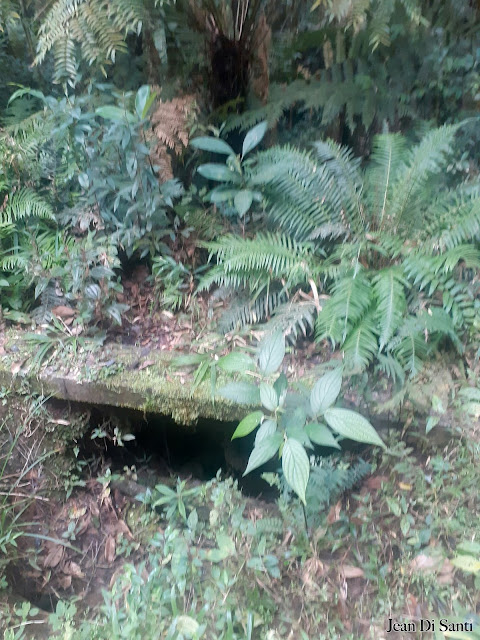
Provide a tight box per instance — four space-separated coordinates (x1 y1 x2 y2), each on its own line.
34 0 146 82
199 123 480 378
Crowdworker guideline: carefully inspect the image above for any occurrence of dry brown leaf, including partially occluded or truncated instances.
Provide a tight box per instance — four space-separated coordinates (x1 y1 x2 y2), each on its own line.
410 553 443 573
327 500 341 524
52 305 76 318
105 535 116 563
364 475 388 490
64 561 85 579
58 575 72 589
138 359 154 371
44 545 64 568
115 519 134 540
340 565 365 579
11 360 23 375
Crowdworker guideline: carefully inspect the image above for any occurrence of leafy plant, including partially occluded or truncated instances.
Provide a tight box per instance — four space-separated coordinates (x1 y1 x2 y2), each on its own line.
139 478 203 524
192 120 268 219
198 123 480 378
220 331 385 504
170 349 255 401
151 256 206 312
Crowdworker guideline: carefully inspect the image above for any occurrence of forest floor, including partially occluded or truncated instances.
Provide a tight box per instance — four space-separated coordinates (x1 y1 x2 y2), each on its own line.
0 387 479 639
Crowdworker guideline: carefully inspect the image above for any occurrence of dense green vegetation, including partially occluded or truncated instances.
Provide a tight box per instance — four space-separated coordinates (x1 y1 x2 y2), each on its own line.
0 0 479 637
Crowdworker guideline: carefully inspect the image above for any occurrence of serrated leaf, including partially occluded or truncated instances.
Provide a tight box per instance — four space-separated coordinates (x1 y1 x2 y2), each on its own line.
191 136 235 156
197 163 241 182
260 383 278 411
324 408 386 448
242 121 268 157
234 190 253 217
218 382 260 405
231 411 264 440
258 332 285 375
217 352 255 373
282 438 310 504
243 433 282 475
310 367 342 415
305 423 341 449
255 419 277 446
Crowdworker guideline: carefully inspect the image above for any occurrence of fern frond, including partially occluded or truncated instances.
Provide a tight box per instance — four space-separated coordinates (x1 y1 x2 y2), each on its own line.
263 300 317 341
427 195 480 252
218 288 288 332
312 139 363 231
342 311 378 372
364 132 407 230
316 270 373 345
35 0 145 81
388 124 460 232
375 353 406 385
0 188 54 225
198 232 317 292
373 267 407 349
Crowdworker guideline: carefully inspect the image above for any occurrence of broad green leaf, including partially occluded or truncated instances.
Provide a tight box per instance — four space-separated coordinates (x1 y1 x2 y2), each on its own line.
285 427 312 448
135 85 150 118
457 541 480 555
386 497 401 517
255 419 277 446
95 105 136 123
197 163 241 182
234 189 253 217
305 423 341 449
216 532 236 555
310 367 342 415
282 407 307 430
243 433 282 475
191 136 235 156
258 332 285 376
273 373 288 402
209 186 239 203
0 279 9 287
282 438 310 504
231 411 264 440
217 351 255 373
242 121 268 157
324 408 386 448
260 383 278 411
218 382 260 405
451 555 480 574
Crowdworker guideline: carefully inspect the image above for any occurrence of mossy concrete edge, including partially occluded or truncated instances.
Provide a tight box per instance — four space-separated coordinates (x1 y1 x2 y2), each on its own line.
0 359 249 425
